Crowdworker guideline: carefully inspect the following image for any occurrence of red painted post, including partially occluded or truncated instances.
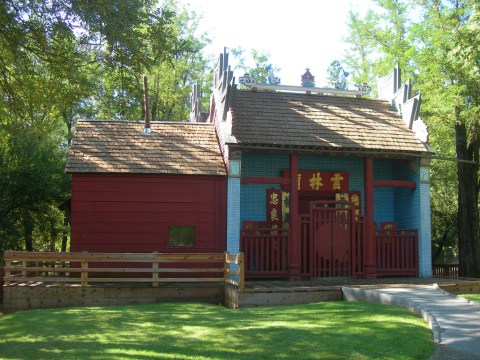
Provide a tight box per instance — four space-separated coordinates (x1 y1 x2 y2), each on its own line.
289 154 301 280
364 157 377 278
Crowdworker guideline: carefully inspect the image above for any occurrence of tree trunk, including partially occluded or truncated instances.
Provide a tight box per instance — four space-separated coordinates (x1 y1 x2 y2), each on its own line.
24 215 34 251
61 212 69 252
455 122 480 277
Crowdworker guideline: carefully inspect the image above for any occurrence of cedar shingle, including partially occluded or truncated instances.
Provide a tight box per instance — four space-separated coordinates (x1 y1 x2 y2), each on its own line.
231 91 429 154
65 121 226 176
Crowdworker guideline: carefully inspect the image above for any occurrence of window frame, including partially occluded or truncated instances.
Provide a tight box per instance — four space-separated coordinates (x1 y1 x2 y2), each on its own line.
167 225 196 248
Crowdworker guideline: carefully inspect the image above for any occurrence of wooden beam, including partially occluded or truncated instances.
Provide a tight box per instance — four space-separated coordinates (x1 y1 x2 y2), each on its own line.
364 157 376 279
241 177 290 185
374 180 416 189
288 154 301 280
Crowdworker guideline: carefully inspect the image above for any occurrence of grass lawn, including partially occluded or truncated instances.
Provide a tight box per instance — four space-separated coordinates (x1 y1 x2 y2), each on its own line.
461 293 480 303
0 301 434 360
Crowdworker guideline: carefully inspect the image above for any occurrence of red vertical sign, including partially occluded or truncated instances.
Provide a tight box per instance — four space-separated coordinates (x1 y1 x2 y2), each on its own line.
349 191 362 221
267 189 282 228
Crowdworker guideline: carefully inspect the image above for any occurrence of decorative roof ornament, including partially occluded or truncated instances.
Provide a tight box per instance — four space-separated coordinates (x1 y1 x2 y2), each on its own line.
354 82 372 94
334 69 349 90
266 64 281 85
239 66 280 87
239 73 257 87
301 68 315 87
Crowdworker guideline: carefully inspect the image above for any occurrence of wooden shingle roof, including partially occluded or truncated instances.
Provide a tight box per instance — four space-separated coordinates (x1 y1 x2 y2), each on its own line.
230 91 429 155
66 120 226 176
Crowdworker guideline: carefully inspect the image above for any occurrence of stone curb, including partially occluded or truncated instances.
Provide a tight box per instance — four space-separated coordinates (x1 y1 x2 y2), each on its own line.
341 286 442 343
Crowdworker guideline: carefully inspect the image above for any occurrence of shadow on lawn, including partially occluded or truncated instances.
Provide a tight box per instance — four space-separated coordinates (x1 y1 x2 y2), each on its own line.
0 302 435 360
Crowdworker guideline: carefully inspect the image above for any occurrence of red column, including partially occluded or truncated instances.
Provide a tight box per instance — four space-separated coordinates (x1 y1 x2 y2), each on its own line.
289 154 301 280
364 157 377 278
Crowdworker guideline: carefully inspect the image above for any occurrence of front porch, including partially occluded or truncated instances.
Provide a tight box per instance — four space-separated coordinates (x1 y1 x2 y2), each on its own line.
230 153 430 280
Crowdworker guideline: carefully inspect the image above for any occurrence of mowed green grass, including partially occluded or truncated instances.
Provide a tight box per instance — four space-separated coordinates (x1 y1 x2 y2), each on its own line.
461 293 480 303
0 301 434 360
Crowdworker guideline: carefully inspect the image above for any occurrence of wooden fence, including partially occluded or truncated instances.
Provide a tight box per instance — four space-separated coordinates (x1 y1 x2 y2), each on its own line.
433 264 459 278
3 251 244 293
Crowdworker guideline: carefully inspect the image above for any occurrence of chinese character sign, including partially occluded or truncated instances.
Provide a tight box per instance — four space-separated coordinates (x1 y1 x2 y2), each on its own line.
266 189 282 228
282 191 290 229
283 170 349 192
349 191 362 221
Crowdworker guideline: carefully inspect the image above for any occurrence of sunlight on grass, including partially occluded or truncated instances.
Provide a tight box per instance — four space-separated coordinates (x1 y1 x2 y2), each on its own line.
461 293 480 303
0 301 435 360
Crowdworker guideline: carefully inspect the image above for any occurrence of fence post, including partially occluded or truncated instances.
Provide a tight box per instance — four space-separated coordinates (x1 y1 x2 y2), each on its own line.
152 251 159 287
22 260 27 279
3 260 9 287
81 251 88 287
238 253 245 293
223 252 229 287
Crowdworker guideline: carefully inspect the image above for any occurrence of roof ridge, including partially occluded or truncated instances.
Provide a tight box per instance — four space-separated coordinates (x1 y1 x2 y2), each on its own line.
77 119 212 126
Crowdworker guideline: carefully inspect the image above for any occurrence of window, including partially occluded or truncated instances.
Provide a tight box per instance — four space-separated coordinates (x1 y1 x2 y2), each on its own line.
168 226 195 247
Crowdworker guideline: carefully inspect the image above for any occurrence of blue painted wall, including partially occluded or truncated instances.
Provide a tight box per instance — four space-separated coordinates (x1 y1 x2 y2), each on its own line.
227 177 241 253
229 152 432 277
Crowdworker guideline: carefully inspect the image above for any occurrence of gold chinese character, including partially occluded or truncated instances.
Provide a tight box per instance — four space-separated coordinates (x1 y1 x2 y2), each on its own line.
270 208 279 222
269 192 279 205
297 173 302 190
309 172 323 190
331 173 344 190
351 194 360 206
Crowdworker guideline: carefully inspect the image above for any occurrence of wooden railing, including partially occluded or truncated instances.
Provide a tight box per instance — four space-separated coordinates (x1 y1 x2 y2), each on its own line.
433 264 459 278
352 216 366 278
376 229 418 276
241 228 289 278
300 215 311 277
3 251 245 293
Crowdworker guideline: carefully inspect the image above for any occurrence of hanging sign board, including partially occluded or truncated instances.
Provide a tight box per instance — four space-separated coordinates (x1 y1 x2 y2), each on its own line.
283 170 349 192
266 189 282 228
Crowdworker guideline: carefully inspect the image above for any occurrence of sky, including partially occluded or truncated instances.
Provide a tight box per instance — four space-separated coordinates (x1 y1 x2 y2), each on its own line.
179 0 376 86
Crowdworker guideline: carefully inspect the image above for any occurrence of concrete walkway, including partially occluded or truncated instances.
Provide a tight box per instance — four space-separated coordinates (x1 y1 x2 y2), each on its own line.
342 285 480 359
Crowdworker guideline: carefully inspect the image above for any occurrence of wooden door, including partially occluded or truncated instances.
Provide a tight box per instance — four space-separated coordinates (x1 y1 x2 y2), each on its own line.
310 201 352 277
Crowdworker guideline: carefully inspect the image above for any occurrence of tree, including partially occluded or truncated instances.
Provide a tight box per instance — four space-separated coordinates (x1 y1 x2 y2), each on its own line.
343 0 480 276
325 60 350 89
0 125 70 253
231 47 280 86
147 1 212 121
0 0 207 257
418 1 480 276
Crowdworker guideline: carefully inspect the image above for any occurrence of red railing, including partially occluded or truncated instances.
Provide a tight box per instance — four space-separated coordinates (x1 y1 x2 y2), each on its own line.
300 215 311 277
352 216 366 278
376 228 418 276
433 264 459 278
241 228 289 278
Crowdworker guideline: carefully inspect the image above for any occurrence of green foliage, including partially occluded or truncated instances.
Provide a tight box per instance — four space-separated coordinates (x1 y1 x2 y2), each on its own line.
0 126 70 255
326 60 344 88
0 0 211 255
343 0 480 272
231 47 279 86
461 294 480 303
0 302 435 359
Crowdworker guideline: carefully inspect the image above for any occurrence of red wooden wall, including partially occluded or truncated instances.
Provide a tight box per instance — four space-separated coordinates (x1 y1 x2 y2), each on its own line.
70 174 227 253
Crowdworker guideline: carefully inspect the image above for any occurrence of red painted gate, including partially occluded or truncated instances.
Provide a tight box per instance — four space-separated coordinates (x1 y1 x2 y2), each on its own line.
310 201 353 277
